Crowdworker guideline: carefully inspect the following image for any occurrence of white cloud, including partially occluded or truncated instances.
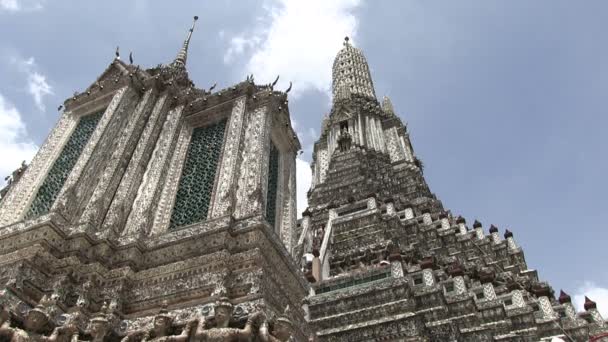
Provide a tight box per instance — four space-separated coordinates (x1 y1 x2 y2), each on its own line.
0 0 44 11
0 94 38 189
573 282 608 318
222 0 362 98
0 0 18 11
27 71 52 110
296 158 312 218
10 56 53 111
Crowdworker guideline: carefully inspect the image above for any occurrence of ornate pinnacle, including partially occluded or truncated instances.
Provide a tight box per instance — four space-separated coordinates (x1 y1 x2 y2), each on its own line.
382 96 396 116
172 16 198 68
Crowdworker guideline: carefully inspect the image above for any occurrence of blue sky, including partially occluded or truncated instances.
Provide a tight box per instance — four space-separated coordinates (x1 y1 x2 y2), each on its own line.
0 0 606 315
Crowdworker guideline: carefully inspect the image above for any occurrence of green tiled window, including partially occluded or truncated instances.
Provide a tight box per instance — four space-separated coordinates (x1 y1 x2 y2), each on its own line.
265 141 280 228
169 120 227 229
26 110 104 219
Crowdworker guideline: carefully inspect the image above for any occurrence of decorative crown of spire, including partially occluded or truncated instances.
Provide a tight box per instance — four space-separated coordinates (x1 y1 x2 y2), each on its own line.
172 16 198 68
332 36 376 103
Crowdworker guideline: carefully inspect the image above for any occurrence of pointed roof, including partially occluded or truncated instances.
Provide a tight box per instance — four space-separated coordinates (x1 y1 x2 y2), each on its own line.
172 16 198 68
473 220 482 228
489 224 499 233
584 296 597 310
504 229 513 238
558 290 571 304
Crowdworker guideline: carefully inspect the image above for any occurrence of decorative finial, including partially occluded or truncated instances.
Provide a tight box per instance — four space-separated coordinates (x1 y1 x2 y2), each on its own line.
272 75 280 88
129 51 133 65
285 81 292 94
208 82 217 92
57 105 63 111
172 15 199 68
382 96 395 115
344 36 350 45
115 46 120 60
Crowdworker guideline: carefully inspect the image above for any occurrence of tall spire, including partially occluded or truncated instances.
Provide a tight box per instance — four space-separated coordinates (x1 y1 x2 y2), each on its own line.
172 16 198 68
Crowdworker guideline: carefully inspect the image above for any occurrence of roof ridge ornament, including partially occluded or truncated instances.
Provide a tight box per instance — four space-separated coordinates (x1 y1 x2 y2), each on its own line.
172 15 198 68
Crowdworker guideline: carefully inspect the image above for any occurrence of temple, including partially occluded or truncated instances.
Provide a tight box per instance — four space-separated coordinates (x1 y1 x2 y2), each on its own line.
293 37 608 341
0 18 606 342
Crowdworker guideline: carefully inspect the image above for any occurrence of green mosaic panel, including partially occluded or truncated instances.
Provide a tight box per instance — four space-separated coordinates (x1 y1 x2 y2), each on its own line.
169 120 227 229
265 141 280 228
25 110 104 219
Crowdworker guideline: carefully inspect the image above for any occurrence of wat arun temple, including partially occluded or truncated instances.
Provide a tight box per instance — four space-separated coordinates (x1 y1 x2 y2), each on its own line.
0 17 606 342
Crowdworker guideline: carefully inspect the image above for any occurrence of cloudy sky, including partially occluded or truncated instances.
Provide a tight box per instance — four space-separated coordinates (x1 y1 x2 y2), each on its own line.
1 0 607 315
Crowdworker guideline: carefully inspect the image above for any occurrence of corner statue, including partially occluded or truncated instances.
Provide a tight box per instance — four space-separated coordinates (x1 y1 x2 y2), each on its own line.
258 306 294 342
193 297 263 341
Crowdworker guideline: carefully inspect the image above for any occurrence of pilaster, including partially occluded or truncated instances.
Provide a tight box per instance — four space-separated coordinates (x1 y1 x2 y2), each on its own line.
123 105 185 237
234 105 270 219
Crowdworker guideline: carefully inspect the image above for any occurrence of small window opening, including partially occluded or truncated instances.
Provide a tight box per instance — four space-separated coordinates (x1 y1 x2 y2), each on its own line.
340 121 349 132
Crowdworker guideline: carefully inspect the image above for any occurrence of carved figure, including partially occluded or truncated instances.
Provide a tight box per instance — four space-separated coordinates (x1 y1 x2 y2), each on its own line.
193 297 262 341
87 312 110 342
259 307 294 342
123 305 195 342
0 303 73 342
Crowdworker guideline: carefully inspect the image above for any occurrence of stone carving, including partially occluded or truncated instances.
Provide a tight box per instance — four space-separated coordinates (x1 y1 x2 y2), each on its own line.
211 97 246 218
51 87 129 217
0 111 77 226
86 309 112 342
122 305 196 342
123 105 184 237
259 306 294 342
234 106 268 219
151 123 192 235
101 94 169 235
0 161 28 200
193 297 263 341
0 300 76 342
